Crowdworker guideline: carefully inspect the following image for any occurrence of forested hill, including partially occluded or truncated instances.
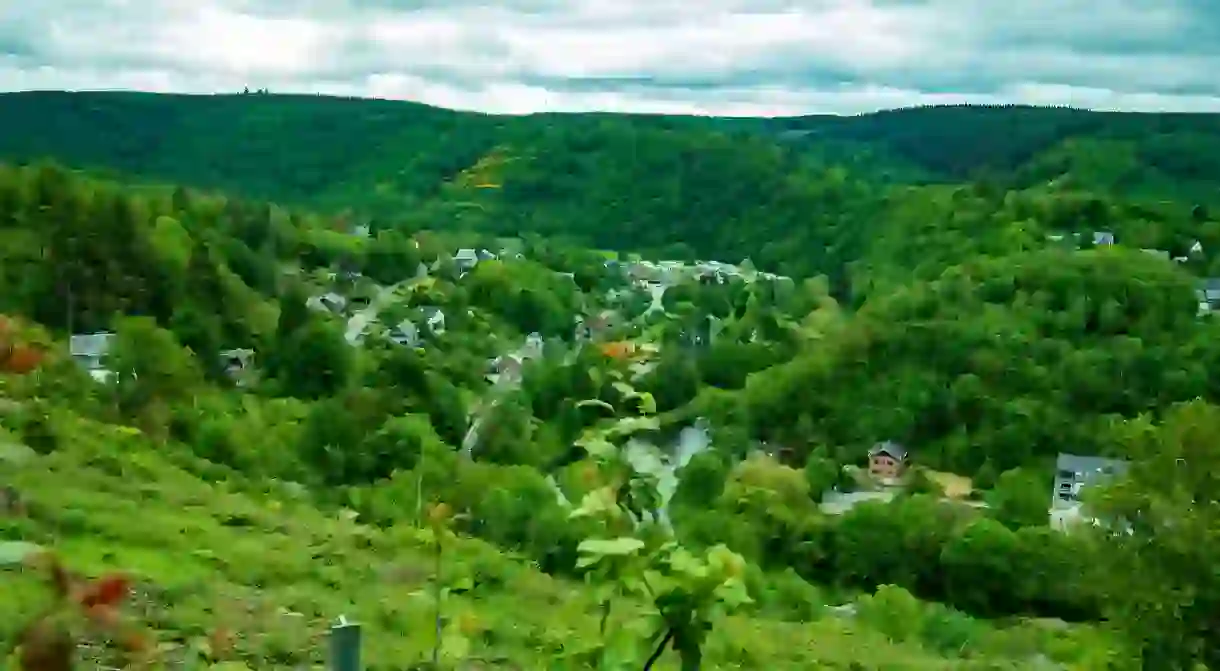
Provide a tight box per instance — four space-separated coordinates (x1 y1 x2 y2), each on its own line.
1 92 1217 199
0 91 1216 289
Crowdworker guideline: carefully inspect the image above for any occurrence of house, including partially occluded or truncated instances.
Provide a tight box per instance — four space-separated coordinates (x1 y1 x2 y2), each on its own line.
420 307 445 334
219 348 254 385
306 292 347 314
388 320 419 347
588 310 620 338
476 249 497 262
522 332 545 359
487 354 524 387
454 248 479 271
573 316 591 341
1190 240 1204 256
1052 454 1128 509
1197 278 1220 315
1051 453 1129 531
1092 231 1116 247
868 441 908 481
69 332 115 382
628 262 661 282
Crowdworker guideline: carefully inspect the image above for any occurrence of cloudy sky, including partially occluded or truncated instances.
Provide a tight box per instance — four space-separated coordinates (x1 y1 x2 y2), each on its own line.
1 0 1218 116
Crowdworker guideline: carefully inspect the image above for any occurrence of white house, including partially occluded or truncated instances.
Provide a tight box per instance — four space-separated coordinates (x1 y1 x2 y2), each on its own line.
69 332 116 383
1050 453 1128 531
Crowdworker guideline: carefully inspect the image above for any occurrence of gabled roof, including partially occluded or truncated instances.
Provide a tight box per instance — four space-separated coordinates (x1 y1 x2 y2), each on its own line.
1093 231 1115 245
868 440 907 461
69 332 114 358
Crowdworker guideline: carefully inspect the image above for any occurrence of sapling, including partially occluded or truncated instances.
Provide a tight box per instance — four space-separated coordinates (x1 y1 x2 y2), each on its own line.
570 369 751 669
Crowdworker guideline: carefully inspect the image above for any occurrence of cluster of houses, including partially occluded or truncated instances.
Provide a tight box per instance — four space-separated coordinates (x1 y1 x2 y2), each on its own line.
1047 229 1205 263
68 332 255 386
299 243 778 359
486 332 545 388
817 440 1128 532
1047 230 1220 317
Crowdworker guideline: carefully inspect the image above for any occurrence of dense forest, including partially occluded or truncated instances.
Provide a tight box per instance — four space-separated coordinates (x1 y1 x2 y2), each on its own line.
0 92 1219 669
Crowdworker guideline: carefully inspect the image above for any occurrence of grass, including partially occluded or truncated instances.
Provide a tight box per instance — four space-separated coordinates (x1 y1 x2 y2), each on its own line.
927 470 975 499
1 407 1111 669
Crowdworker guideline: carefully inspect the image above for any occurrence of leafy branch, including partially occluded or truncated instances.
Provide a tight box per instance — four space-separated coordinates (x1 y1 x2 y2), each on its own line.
569 370 751 669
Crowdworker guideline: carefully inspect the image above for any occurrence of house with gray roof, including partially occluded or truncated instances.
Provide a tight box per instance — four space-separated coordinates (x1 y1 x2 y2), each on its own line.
454 248 479 272
1197 278 1220 315
306 292 347 315
1051 453 1129 532
388 320 419 347
419 306 445 334
1052 454 1127 509
868 441 908 482
69 332 116 382
219 348 255 386
1092 231 1116 247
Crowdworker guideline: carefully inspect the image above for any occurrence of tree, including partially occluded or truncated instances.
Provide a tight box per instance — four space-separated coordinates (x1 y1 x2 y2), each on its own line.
802 447 839 498
986 467 1048 529
1097 401 1220 670
275 319 352 399
109 316 204 433
939 517 1018 615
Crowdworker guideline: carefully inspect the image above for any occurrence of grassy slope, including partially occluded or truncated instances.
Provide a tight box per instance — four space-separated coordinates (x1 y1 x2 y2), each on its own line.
0 413 953 669
0 402 1114 669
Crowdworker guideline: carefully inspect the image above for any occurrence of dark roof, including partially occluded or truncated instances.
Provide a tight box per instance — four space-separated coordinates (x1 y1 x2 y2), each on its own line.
868 440 907 460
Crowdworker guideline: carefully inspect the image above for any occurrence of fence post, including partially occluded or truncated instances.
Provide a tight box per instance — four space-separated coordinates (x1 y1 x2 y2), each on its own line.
329 615 362 671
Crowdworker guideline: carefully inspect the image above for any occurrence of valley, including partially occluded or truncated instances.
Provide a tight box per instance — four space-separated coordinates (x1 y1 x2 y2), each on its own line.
0 92 1218 669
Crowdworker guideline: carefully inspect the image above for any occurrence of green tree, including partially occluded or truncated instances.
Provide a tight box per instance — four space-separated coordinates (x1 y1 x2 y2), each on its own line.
109 316 204 434
987 467 1049 529
1098 401 1220 670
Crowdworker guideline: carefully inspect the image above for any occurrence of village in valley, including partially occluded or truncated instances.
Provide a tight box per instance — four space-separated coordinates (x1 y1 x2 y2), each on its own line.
65 224 1136 532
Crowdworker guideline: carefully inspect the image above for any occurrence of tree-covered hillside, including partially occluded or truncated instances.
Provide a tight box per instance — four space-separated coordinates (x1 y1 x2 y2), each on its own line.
0 92 1216 282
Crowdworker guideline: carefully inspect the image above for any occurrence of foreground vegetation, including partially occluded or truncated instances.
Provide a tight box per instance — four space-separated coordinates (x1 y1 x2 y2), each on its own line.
0 92 1219 668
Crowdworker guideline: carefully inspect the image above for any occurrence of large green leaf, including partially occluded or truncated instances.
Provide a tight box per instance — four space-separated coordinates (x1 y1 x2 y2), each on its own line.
577 537 645 566
570 486 619 519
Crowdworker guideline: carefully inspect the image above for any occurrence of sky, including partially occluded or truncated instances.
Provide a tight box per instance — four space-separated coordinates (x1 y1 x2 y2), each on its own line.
1 0 1218 116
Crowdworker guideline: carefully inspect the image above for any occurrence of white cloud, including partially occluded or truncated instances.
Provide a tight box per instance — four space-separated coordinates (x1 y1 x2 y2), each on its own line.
0 0 1216 115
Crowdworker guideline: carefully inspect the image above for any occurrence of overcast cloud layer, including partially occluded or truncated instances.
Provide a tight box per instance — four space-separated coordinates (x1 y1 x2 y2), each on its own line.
1 0 1218 116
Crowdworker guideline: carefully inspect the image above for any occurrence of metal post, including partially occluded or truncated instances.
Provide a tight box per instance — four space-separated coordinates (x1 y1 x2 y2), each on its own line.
329 615 361 671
